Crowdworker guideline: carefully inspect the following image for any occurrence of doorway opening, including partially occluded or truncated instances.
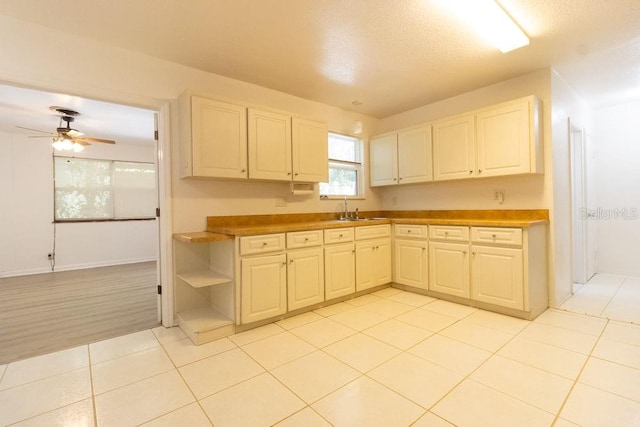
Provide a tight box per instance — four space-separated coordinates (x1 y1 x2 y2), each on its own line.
0 84 162 364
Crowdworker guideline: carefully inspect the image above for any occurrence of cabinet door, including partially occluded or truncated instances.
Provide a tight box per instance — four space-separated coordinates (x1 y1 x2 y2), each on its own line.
292 118 328 182
370 133 398 186
287 248 325 311
394 239 428 290
398 125 432 184
248 108 292 181
476 98 533 177
428 241 470 298
432 114 476 181
241 254 287 324
324 243 355 300
191 97 247 179
355 238 391 291
471 245 524 309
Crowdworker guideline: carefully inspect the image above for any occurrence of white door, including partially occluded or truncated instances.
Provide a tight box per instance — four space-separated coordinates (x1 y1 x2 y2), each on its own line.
191 97 247 179
248 108 291 181
429 241 470 297
585 133 598 280
287 248 325 311
241 254 287 324
432 114 476 181
471 245 524 309
476 99 530 177
370 133 398 186
394 239 428 289
291 118 328 182
398 125 432 184
324 243 355 300
570 120 588 285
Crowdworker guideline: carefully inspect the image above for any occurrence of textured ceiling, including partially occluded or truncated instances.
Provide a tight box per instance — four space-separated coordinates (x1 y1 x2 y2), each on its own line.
1 0 640 118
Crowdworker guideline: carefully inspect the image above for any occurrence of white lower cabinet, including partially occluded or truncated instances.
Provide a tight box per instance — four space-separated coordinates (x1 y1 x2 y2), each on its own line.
471 245 523 309
324 242 355 300
241 253 287 324
355 238 392 291
287 247 324 311
428 241 470 298
394 224 428 290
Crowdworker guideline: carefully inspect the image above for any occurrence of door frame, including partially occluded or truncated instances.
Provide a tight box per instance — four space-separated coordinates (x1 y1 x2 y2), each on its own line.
569 118 588 285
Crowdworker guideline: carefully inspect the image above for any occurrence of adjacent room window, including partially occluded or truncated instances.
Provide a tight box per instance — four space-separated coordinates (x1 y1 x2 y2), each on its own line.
54 157 156 221
319 133 363 197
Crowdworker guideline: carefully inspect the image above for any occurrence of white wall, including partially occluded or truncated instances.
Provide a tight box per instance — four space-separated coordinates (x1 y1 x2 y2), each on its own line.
0 130 157 277
593 101 640 276
549 71 594 304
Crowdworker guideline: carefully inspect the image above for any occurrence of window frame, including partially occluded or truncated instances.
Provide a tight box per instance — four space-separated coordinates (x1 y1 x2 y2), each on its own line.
53 156 157 223
320 132 365 199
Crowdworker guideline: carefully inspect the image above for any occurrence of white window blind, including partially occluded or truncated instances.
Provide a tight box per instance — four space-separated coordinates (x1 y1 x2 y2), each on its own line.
54 157 156 220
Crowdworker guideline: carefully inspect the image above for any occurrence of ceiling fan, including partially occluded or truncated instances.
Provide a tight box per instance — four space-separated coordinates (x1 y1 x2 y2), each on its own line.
16 106 116 152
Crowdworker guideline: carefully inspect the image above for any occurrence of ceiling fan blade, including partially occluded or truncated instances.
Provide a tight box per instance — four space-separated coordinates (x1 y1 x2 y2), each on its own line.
75 136 116 145
15 125 55 135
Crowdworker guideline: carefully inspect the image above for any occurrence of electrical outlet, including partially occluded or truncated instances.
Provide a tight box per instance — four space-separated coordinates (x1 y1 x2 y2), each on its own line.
493 189 506 204
275 197 287 207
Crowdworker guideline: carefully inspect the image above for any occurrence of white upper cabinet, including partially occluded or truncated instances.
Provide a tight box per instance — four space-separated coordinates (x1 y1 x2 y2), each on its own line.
398 125 433 184
433 95 542 181
476 96 542 177
432 113 476 181
248 108 328 183
369 125 432 187
180 95 248 179
369 133 398 187
292 117 329 182
248 108 292 181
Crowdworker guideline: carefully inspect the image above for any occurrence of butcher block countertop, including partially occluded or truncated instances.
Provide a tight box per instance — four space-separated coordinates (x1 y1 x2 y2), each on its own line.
173 210 549 242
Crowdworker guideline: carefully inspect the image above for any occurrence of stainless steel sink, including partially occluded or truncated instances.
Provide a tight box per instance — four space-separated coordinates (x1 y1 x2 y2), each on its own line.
338 217 387 222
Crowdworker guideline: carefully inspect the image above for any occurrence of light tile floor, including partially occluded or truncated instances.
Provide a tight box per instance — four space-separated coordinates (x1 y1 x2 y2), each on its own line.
1 286 640 426
561 273 640 324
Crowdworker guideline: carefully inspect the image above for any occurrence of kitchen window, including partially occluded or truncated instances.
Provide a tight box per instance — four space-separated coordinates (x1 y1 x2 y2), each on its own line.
54 157 157 221
320 133 363 197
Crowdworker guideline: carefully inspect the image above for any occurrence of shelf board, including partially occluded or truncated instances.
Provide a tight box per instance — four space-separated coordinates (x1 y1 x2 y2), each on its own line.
177 306 235 345
177 270 232 288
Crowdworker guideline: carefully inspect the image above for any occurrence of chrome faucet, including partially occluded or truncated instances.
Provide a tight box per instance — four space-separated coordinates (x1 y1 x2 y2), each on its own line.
343 196 349 219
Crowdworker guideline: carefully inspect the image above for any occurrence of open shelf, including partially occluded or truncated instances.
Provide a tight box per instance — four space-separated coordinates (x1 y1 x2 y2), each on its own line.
177 270 232 288
177 306 234 345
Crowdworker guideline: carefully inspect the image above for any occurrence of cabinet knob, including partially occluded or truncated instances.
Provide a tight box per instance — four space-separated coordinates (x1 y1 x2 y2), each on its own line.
492 234 497 239
393 178 397 181
294 172 299 176
407 230 411 233
352 250 355 254
463 251 467 255
444 231 449 236
289 259 294 264
281 262 286 267
478 169 482 174
241 169 246 173
399 177 403 180
287 172 292 176
262 242 268 247
469 170 473 174
339 234 343 238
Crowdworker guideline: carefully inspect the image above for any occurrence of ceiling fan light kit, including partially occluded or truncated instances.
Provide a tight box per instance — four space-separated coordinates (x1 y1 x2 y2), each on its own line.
16 106 116 152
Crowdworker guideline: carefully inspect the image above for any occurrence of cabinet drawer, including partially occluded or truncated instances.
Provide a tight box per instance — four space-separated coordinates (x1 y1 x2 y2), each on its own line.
240 233 286 255
394 224 428 238
429 225 469 242
471 227 522 246
355 224 391 240
324 227 354 244
287 230 323 249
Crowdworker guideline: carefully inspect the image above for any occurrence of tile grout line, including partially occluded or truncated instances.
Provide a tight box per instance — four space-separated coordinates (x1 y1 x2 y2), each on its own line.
87 345 98 427
549 317 610 426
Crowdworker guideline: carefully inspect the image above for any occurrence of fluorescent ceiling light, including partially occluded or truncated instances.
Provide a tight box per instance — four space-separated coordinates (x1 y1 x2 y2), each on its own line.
446 0 529 53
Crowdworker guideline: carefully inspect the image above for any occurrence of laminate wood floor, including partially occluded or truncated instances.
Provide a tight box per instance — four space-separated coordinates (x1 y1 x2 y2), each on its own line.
0 261 159 364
